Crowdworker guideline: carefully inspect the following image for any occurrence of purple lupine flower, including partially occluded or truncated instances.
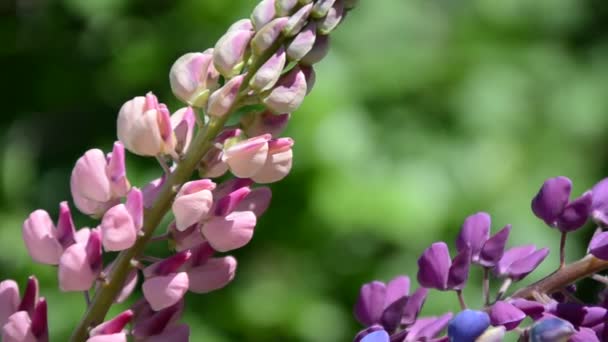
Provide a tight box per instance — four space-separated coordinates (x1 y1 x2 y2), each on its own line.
529 318 575 342
417 242 471 291
403 313 452 342
548 303 608 328
509 298 545 320
447 309 490 342
588 231 608 260
455 212 511 267
131 299 189 341
531 176 592 232
591 178 608 226
58 228 103 291
488 301 526 331
493 245 549 281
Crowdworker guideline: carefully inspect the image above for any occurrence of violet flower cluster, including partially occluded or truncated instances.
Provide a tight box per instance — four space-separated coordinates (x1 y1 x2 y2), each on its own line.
1 0 357 341
354 176 608 342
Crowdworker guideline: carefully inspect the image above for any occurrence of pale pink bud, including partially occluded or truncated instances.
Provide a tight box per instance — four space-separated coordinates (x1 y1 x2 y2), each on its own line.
301 64 316 95
214 186 252 216
117 93 176 156
213 30 254 78
169 51 219 107
250 47 287 93
251 17 289 56
71 143 130 217
206 75 245 117
283 3 313 37
222 134 271 178
187 256 237 294
312 0 336 18
235 187 273 217
287 22 316 61
58 229 102 291
199 147 229 178
89 310 133 338
99 187 142 252
2 311 35 342
22 210 63 265
201 211 257 252
318 0 344 34
252 138 294 183
301 34 329 65
241 111 290 138
172 180 216 231
168 223 205 252
170 107 196 155
276 0 298 16
142 272 189 311
227 19 254 33
251 0 276 30
262 65 307 113
0 280 20 328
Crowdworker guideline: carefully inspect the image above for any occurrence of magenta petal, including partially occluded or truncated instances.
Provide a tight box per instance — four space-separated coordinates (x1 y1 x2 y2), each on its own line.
0 280 20 328
489 301 526 331
417 242 451 290
592 178 608 226
90 310 134 336
201 211 256 252
87 333 127 342
590 231 608 260
556 191 592 232
402 287 428 326
380 276 410 333
142 272 189 311
531 176 572 226
144 324 190 342
570 327 600 342
234 187 272 217
447 246 471 290
509 299 545 320
456 212 491 259
354 281 386 326
56 201 76 248
187 256 237 294
507 247 549 281
58 242 98 291
478 225 511 267
494 245 536 277
22 210 63 265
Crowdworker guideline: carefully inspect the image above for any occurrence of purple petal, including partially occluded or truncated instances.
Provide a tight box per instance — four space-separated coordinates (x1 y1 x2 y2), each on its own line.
489 301 526 331
447 247 471 290
507 247 549 281
589 231 608 260
509 299 545 320
456 212 491 259
494 245 536 277
556 191 592 232
570 327 600 342
354 281 386 326
380 276 410 332
384 276 410 309
478 225 511 267
531 176 572 226
592 178 608 226
417 242 451 290
402 287 428 326
405 313 453 342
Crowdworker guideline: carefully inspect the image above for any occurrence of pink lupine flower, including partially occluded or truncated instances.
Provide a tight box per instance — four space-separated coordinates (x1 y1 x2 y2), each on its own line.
0 280 19 328
184 244 237 294
131 300 188 342
234 186 272 217
58 229 103 291
287 21 317 61
206 75 245 117
283 3 313 37
87 310 133 342
1 278 47 342
251 17 289 56
22 210 64 265
170 107 196 155
71 142 130 217
251 0 276 30
240 111 290 138
169 50 220 107
99 188 143 251
227 19 254 33
142 251 191 311
317 0 344 34
117 92 176 157
249 47 287 92
262 65 308 113
222 134 271 178
172 180 216 231
213 29 254 78
199 128 244 178
201 210 257 252
168 223 205 252
251 137 294 184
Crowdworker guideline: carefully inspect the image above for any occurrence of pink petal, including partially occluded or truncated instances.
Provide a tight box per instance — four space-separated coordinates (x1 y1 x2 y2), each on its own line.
201 211 257 252
58 243 97 292
142 272 189 311
0 280 20 328
187 256 237 293
22 210 63 265
99 204 137 252
2 311 35 342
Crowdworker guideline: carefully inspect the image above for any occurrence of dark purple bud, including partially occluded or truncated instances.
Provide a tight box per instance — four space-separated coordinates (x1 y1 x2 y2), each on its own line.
489 301 526 330
478 225 511 267
509 299 545 320
56 201 76 248
494 245 549 281
402 287 428 326
447 309 490 342
549 303 607 327
417 242 450 290
354 281 386 326
86 229 103 273
144 250 192 277
529 317 575 342
404 313 452 342
531 176 572 227
447 246 471 290
556 191 592 231
354 325 385 342
214 186 252 216
592 178 608 226
132 300 184 338
456 212 491 261
589 231 608 260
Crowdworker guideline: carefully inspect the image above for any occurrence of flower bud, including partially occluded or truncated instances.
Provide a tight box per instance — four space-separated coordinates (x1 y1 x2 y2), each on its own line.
206 75 245 117
447 310 490 342
199 147 229 178
301 34 329 65
251 138 294 184
117 93 175 157
201 211 257 252
312 0 336 18
283 3 313 37
71 142 130 217
222 134 271 178
170 107 196 155
488 301 525 331
58 229 102 291
99 188 143 251
251 0 276 30
262 66 308 113
213 29 254 78
494 245 549 281
89 310 133 339
172 180 216 231
251 17 289 56
275 0 298 16
530 318 575 342
169 50 220 107
241 111 290 138
131 299 184 340
250 47 287 93
287 22 317 61
317 0 344 34
227 19 254 33
0 280 20 329
22 210 64 265
213 186 252 217
142 252 191 311
187 256 237 294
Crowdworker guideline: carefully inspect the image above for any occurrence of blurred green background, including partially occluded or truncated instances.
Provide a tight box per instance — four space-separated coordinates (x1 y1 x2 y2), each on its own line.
2 0 608 340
